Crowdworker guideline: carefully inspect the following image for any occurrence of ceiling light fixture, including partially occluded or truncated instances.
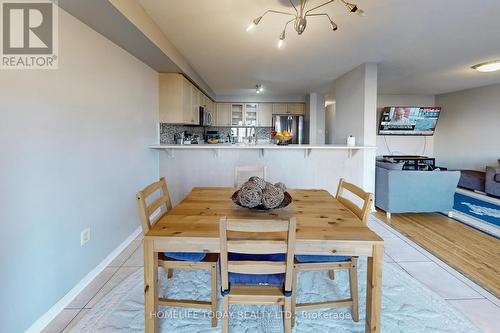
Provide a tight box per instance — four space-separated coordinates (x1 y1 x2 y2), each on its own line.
256 84 264 93
247 0 365 48
472 60 500 73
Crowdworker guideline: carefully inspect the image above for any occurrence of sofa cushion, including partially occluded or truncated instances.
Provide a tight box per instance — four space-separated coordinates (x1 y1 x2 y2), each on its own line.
458 170 485 192
376 161 405 170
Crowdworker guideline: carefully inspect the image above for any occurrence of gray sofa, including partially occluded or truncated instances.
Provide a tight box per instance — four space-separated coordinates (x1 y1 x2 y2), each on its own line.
486 166 500 197
375 166 460 217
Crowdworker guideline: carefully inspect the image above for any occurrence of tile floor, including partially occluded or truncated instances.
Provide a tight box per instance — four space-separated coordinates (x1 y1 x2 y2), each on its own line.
42 217 500 333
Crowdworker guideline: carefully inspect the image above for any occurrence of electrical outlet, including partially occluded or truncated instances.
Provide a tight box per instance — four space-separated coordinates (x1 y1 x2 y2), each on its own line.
81 228 91 246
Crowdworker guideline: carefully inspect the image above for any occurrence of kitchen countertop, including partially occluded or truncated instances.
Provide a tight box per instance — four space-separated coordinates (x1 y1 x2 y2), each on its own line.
150 143 376 150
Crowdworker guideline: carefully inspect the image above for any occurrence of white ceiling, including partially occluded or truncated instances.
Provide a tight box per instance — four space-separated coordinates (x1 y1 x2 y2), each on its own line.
138 0 500 97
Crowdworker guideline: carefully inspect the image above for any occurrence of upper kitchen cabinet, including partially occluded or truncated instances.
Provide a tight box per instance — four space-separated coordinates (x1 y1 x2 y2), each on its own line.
272 103 305 115
160 73 190 124
244 103 258 126
258 103 273 127
272 103 287 114
191 85 200 124
204 98 214 112
231 104 244 126
209 99 216 113
159 73 202 125
287 103 305 114
216 103 231 126
200 93 214 111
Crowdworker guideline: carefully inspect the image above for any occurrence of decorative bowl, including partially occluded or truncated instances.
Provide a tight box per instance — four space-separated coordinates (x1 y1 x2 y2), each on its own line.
231 190 292 210
274 135 293 146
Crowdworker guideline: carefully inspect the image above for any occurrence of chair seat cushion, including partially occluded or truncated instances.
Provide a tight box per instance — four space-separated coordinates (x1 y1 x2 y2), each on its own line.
229 272 284 286
295 255 352 263
228 253 285 287
164 252 207 262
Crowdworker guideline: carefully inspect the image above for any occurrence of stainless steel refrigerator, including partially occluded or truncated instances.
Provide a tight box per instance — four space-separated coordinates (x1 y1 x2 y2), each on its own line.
272 114 304 144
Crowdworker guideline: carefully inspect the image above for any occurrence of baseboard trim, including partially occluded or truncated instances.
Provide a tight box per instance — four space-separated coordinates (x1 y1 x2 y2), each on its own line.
25 226 142 333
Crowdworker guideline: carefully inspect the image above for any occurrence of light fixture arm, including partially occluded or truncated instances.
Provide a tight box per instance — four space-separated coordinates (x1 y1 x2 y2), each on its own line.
260 9 296 19
305 0 335 15
305 12 333 20
282 18 295 33
305 13 338 30
288 0 299 15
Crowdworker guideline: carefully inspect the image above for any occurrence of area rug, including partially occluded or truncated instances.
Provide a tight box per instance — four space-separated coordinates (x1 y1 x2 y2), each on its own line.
69 257 480 332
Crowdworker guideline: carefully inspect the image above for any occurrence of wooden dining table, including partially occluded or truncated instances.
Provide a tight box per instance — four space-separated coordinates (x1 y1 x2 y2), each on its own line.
143 187 384 333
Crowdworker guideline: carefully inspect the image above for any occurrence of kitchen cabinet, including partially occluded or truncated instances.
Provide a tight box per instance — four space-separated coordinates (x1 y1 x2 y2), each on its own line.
258 103 273 127
287 103 305 114
160 73 201 125
208 99 216 113
201 94 214 112
216 103 231 126
231 104 244 126
199 93 206 108
272 103 287 114
229 103 259 126
191 86 200 124
271 103 305 115
244 103 258 126
160 75 303 126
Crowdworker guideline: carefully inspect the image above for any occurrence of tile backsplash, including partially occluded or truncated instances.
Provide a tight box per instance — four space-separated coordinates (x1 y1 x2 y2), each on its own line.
160 124 272 144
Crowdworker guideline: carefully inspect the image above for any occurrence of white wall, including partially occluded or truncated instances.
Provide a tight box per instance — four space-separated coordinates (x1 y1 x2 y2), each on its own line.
435 84 500 170
306 93 326 144
330 63 378 191
331 63 378 146
376 95 436 157
325 103 335 144
0 9 158 333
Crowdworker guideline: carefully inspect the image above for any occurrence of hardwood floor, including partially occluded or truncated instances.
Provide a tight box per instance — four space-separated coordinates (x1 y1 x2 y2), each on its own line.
374 211 500 298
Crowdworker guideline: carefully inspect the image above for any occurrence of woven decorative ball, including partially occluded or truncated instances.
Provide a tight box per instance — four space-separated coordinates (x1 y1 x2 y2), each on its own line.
274 182 287 192
241 180 258 189
262 184 285 209
248 176 267 190
238 184 263 208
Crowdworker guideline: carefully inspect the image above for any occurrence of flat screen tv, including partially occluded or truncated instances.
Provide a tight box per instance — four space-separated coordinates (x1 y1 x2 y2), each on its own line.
378 107 441 136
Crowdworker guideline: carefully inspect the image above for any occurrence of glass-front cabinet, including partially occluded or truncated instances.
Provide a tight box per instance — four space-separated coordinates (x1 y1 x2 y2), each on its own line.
244 103 258 126
231 104 244 126
231 103 258 126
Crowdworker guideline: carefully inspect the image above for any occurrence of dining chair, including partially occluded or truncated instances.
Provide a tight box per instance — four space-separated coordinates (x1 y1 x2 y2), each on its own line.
234 165 267 187
291 178 374 326
136 177 218 327
219 217 297 333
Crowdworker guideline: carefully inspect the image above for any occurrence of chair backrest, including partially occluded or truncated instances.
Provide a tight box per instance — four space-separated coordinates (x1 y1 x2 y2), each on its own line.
219 217 296 293
335 178 374 225
136 177 173 234
234 165 267 187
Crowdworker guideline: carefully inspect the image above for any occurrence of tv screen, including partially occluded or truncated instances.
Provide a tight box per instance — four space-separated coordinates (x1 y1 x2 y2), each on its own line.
378 107 441 136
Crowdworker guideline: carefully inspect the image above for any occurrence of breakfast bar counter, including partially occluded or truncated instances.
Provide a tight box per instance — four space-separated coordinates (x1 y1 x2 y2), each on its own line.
150 143 376 150
151 143 377 205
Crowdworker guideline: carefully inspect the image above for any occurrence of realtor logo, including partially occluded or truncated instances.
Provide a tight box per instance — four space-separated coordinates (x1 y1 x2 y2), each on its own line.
1 0 58 69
